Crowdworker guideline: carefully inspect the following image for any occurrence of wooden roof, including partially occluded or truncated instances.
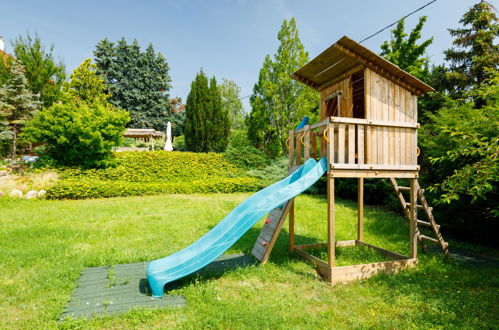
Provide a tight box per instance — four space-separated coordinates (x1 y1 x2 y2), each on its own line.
124 129 164 139
291 36 433 95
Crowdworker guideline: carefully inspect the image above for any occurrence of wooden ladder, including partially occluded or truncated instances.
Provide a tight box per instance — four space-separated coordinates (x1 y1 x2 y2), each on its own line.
389 178 450 259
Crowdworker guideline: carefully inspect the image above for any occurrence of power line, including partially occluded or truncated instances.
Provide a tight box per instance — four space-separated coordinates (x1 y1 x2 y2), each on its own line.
359 0 438 43
237 0 439 102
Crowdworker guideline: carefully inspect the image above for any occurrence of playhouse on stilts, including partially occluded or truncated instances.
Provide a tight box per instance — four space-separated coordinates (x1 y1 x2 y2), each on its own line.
251 36 450 284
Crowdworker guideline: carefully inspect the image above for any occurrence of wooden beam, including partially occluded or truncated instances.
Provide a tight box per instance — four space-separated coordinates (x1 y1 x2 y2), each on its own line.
327 174 335 267
291 73 320 90
289 199 295 252
329 258 418 283
295 248 331 281
410 178 418 258
329 116 420 129
328 169 419 179
330 164 420 171
356 241 410 260
358 178 364 241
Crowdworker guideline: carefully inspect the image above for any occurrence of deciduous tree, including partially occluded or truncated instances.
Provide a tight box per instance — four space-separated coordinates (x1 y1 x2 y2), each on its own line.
218 78 245 129
248 18 318 157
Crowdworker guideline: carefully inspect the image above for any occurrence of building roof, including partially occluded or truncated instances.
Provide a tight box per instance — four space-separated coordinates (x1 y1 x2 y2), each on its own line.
123 128 164 139
291 36 433 95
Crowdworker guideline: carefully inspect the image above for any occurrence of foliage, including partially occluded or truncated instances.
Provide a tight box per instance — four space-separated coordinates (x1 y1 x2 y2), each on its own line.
421 71 498 217
380 16 433 81
166 97 186 137
223 130 269 170
94 38 171 130
0 60 41 157
184 70 230 152
61 58 110 105
443 1 498 101
173 135 186 151
248 18 319 157
46 176 260 199
245 156 288 185
218 78 245 129
22 102 129 168
41 151 261 199
6 33 66 107
0 171 58 195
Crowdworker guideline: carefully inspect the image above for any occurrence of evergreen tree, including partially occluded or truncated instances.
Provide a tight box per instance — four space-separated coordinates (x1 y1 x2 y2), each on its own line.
94 38 172 130
248 18 318 157
62 58 110 105
443 0 498 103
218 78 245 129
184 70 229 152
0 60 41 157
380 16 433 80
8 33 66 107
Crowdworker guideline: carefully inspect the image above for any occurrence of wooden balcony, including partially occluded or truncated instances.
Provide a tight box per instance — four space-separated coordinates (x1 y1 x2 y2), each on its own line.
288 116 419 178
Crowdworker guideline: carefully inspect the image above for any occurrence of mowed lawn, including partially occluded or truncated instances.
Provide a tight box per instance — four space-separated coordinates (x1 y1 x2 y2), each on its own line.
0 193 497 329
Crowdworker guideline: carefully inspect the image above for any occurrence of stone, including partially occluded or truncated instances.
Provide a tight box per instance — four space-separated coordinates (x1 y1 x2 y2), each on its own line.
9 189 22 198
0 190 5 197
25 190 38 199
38 190 47 198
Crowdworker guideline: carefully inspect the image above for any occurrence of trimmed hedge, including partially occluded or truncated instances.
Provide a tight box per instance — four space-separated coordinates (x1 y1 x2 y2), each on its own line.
45 151 262 199
46 177 261 199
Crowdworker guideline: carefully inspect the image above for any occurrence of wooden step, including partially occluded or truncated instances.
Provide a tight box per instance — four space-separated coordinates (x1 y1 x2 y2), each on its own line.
404 203 424 209
398 186 410 192
416 220 440 228
420 235 439 243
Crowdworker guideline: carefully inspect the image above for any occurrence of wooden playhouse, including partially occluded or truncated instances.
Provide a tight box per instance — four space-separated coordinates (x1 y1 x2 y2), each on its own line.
251 36 449 284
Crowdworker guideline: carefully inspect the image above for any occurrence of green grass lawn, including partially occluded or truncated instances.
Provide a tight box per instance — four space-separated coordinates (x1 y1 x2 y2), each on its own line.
0 193 497 329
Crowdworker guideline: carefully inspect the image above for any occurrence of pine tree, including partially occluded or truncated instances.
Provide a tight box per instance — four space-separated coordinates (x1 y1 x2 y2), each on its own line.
184 70 229 152
248 18 318 157
443 0 498 103
0 60 41 157
94 38 172 130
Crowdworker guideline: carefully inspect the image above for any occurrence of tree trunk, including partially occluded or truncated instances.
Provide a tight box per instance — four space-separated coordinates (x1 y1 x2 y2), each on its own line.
11 126 17 159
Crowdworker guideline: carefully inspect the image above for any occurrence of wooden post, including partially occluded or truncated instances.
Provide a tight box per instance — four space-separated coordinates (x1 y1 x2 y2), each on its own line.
357 178 364 241
409 178 418 258
289 199 295 252
304 125 311 161
288 131 295 169
327 175 335 268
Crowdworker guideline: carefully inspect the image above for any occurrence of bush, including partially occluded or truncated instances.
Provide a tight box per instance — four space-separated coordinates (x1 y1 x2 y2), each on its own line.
223 130 270 170
173 135 186 151
22 102 129 168
46 177 260 199
43 151 262 199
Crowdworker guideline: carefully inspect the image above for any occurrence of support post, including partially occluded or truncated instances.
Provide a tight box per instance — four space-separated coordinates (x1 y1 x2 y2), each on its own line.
409 178 418 258
357 178 364 241
327 175 335 268
289 199 295 252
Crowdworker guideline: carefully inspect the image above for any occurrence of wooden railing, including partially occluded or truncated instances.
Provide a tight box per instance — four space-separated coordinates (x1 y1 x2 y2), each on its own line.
288 117 419 172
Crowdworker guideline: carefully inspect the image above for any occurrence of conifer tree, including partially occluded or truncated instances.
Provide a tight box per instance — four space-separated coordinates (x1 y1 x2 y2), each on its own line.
184 70 229 152
443 0 498 103
0 60 41 157
62 58 110 105
248 18 318 156
94 38 171 130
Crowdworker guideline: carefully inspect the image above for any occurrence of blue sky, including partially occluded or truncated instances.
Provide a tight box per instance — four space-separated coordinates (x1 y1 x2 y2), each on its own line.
2 0 478 110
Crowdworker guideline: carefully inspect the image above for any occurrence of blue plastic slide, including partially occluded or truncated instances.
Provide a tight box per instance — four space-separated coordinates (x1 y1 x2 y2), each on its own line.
147 157 327 297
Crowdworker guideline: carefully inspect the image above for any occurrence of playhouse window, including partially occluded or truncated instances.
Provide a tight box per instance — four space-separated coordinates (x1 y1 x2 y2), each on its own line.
325 92 340 117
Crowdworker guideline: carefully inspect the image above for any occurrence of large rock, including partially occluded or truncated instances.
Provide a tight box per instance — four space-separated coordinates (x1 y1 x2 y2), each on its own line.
9 189 22 198
25 190 38 199
38 190 47 198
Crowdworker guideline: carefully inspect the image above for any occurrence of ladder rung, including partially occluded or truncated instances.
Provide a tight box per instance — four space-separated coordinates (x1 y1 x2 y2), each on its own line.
417 220 431 226
405 203 424 209
420 235 439 243
398 186 410 192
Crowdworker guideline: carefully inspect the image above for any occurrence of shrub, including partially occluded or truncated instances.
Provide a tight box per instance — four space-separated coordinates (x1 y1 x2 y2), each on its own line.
46 177 261 199
173 135 186 151
43 151 262 199
223 130 269 170
22 102 129 168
